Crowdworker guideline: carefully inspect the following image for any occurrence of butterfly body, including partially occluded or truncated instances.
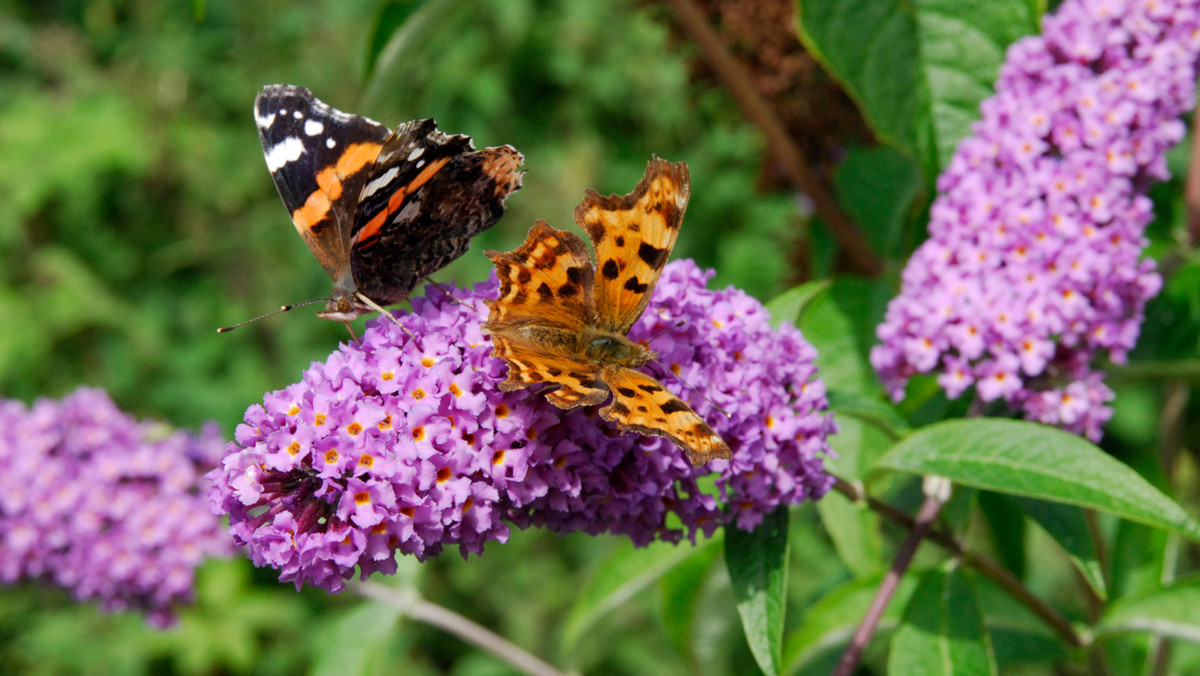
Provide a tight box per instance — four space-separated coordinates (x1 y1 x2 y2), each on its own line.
582 330 653 368
254 85 523 321
483 158 731 466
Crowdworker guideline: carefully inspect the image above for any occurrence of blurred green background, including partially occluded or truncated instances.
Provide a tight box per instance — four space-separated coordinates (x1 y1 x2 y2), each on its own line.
0 0 814 673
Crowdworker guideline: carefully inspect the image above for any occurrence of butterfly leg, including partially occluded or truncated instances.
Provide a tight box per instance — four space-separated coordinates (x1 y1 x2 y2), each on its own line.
421 276 465 307
354 292 417 341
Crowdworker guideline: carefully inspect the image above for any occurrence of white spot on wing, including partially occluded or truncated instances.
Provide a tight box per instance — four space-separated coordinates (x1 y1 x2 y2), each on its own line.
255 110 276 129
362 166 399 198
293 110 304 119
326 138 337 149
264 137 305 171
407 146 425 162
304 119 325 136
415 159 426 169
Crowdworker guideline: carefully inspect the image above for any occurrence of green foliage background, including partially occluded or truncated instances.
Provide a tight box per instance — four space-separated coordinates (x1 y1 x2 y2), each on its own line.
5 0 1200 674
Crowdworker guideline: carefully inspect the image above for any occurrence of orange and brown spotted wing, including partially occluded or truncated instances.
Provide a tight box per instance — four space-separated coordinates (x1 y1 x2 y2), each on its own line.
599 367 731 466
484 221 596 331
573 157 690 334
483 221 608 405
488 342 610 408
255 85 388 280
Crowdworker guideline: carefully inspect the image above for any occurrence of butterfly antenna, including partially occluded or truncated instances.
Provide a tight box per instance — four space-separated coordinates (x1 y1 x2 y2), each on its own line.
651 361 732 418
643 321 731 419
217 298 327 333
354 292 417 341
643 319 686 345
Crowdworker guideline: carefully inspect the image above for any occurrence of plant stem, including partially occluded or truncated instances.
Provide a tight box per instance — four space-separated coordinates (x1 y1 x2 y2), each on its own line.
1106 360 1200 384
354 581 569 676
832 475 1086 649
659 0 882 277
832 476 950 676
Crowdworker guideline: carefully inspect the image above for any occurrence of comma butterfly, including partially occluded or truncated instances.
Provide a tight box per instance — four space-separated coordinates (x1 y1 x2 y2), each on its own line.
482 157 732 466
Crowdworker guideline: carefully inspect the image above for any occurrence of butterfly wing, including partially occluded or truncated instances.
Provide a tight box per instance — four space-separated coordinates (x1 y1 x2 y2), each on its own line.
573 157 689 334
350 119 524 305
255 85 389 281
599 367 731 466
483 221 610 407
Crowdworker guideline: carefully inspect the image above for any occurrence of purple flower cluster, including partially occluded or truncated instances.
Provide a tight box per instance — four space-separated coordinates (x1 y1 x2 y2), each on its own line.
871 0 1200 440
209 260 835 592
0 388 232 627
504 261 834 539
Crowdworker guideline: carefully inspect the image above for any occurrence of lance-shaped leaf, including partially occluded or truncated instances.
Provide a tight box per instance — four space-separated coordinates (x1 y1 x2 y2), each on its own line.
874 419 1200 541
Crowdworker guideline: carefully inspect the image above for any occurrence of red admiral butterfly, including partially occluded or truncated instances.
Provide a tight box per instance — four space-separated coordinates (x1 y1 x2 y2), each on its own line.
226 85 523 329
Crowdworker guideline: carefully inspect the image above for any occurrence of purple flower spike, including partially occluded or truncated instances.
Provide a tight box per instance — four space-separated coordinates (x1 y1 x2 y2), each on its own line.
210 261 835 592
0 388 232 627
871 0 1200 440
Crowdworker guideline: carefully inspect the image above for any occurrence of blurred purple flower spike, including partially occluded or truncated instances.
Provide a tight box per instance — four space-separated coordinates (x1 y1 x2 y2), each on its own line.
0 388 231 627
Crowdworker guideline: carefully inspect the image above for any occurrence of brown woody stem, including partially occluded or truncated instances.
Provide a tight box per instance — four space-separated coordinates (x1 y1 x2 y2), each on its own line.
832 476 1085 650
832 476 949 676
660 0 882 276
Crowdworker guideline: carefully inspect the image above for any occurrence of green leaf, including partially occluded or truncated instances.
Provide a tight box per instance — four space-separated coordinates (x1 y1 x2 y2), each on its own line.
989 625 1066 671
874 419 1200 541
799 279 883 396
727 506 789 676
970 568 1068 670
889 564 997 676
311 600 405 676
784 572 918 675
824 401 897 483
765 281 831 331
827 389 911 438
363 0 464 107
1110 519 1168 601
796 0 1037 175
562 540 702 653
1097 576 1200 643
976 491 1027 580
833 145 923 257
816 489 883 578
1013 497 1107 600
659 535 723 658
365 1 431 80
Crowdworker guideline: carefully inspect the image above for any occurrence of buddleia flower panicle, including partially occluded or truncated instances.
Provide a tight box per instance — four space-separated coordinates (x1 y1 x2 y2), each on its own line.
871 0 1200 440
209 260 835 592
504 261 835 539
0 388 232 627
